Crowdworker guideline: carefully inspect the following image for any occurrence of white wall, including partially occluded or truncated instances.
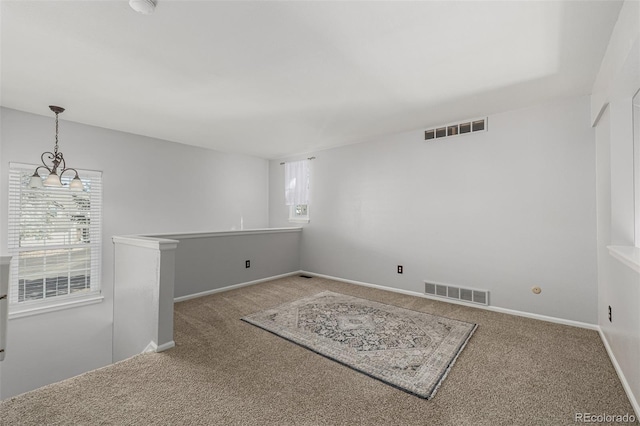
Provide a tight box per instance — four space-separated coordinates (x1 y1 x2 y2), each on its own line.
591 0 640 414
112 236 178 363
0 107 269 398
270 95 598 324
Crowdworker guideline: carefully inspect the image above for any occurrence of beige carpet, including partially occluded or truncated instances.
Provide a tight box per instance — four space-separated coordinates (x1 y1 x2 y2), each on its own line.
1 276 637 425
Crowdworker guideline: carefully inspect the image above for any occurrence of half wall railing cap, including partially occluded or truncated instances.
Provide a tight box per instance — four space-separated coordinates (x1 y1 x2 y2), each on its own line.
113 228 303 246
149 227 303 240
112 235 179 251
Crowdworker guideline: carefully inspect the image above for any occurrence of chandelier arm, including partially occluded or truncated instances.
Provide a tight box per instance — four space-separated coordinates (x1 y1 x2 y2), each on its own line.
33 165 50 175
40 152 55 172
60 167 80 179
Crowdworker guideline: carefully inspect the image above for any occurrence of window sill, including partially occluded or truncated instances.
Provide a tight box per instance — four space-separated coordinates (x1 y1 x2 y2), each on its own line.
288 218 310 224
607 245 640 274
8 294 104 319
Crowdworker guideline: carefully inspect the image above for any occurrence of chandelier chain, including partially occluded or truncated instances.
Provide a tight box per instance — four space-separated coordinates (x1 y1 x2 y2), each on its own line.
54 111 59 155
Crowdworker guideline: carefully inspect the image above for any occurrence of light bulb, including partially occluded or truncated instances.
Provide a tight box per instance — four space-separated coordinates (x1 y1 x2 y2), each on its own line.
70 176 84 191
44 172 62 187
29 173 44 188
129 0 156 14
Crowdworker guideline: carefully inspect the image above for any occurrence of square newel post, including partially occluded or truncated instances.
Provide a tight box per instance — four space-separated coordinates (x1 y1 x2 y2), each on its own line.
112 236 179 362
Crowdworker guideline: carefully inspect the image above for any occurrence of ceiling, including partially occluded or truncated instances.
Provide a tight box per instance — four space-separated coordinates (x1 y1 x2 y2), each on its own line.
1 1 622 159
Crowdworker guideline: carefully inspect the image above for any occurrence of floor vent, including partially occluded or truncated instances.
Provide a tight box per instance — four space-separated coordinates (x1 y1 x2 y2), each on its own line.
424 281 489 306
424 117 487 141
299 275 313 279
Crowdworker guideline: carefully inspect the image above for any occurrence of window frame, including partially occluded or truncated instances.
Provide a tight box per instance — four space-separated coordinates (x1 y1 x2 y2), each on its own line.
7 163 103 317
289 204 310 223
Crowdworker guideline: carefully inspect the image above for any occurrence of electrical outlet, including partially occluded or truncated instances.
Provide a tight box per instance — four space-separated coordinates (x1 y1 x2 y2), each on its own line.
397 265 403 274
608 305 612 322
245 260 250 269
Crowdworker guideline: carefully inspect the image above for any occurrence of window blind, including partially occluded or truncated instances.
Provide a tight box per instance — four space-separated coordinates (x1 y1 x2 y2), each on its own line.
7 163 102 309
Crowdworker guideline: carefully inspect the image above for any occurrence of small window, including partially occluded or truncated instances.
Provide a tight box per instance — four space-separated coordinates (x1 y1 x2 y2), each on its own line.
435 127 446 138
289 204 309 223
447 125 459 136
284 159 311 223
425 130 435 140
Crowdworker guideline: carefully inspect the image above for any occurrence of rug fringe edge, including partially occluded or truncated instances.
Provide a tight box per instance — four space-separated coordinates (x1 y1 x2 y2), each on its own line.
427 322 479 400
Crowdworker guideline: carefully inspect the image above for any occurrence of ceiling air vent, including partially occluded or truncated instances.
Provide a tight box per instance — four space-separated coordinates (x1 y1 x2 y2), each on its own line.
424 281 489 306
424 117 487 141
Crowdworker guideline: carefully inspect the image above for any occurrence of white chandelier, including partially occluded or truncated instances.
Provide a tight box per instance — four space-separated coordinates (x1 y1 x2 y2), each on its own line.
29 106 84 191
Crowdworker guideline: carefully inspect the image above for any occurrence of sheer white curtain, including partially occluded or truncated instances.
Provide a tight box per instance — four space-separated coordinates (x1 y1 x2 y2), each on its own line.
284 160 310 206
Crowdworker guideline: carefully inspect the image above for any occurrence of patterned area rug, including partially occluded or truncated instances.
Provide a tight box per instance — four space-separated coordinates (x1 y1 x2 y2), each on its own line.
242 291 477 399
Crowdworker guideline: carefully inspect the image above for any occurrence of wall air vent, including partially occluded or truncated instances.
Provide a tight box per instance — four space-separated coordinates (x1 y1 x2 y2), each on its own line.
424 117 487 141
424 281 489 306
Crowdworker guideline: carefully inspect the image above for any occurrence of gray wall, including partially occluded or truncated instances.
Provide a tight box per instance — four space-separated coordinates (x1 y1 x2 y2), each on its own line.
0 107 269 398
154 229 301 299
270 95 598 324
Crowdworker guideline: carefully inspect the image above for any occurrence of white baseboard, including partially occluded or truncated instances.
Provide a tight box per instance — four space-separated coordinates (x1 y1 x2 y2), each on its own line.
302 271 598 330
156 341 175 352
174 271 303 302
143 340 175 353
143 341 156 353
598 328 640 418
